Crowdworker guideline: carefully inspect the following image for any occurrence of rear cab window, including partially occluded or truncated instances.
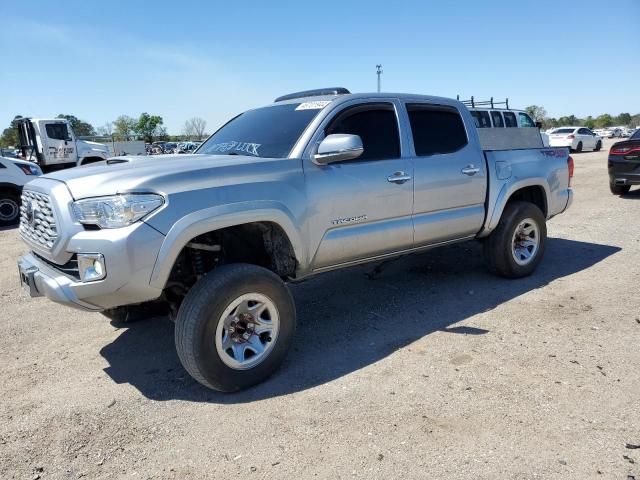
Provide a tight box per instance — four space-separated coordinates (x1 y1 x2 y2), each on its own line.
406 104 468 156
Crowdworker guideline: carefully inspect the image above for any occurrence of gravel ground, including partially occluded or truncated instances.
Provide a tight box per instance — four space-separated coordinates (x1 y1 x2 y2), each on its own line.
1 139 639 479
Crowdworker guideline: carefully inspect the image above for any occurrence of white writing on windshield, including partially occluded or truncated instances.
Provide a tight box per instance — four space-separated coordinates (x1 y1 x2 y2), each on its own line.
207 141 261 156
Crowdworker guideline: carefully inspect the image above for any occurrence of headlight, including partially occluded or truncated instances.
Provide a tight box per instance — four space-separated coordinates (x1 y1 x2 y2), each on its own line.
72 193 164 228
17 163 41 175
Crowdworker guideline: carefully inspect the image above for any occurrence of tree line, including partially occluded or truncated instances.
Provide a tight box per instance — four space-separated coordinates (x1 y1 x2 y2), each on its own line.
525 106 640 130
0 113 208 147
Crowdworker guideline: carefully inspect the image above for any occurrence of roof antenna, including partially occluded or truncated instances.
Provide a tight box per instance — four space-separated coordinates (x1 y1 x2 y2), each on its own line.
376 64 383 93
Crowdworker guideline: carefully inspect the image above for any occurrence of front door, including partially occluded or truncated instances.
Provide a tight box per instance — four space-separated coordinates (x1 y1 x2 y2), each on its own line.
405 103 487 246
304 101 414 270
41 121 76 165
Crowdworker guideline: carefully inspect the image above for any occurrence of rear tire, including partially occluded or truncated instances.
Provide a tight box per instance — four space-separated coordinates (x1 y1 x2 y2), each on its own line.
609 183 630 195
0 191 20 227
175 264 296 392
483 201 547 278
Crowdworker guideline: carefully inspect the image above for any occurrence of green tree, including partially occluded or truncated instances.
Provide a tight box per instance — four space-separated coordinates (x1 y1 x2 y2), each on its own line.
56 114 95 137
583 116 596 129
616 113 631 126
0 115 24 147
595 114 613 128
113 115 137 140
135 113 164 142
525 105 547 123
557 115 578 126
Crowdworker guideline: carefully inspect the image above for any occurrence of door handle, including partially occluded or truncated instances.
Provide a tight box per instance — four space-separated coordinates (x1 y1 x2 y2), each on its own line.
461 165 480 176
387 171 412 184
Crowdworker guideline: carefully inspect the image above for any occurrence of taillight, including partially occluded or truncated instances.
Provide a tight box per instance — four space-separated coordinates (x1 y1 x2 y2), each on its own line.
610 145 640 155
567 134 575 139
567 156 574 187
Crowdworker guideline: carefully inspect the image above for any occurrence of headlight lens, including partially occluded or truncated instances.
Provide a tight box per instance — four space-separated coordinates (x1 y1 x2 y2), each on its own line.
72 193 164 228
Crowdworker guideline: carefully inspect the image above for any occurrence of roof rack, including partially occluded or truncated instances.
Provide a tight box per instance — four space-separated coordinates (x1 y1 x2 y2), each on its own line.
274 87 350 103
456 95 509 110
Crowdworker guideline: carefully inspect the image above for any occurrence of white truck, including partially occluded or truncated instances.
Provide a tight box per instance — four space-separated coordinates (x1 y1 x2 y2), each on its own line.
16 118 109 172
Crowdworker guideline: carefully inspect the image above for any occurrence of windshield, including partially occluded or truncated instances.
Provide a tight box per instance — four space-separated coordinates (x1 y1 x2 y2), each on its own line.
197 102 326 158
553 128 575 134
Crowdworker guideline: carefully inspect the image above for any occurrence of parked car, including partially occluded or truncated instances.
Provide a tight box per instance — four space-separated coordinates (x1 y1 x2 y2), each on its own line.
608 128 640 195
17 88 573 392
548 127 602 152
601 127 622 138
0 156 42 226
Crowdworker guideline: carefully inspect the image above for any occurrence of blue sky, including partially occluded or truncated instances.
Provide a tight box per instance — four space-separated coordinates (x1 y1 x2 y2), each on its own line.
1 0 638 134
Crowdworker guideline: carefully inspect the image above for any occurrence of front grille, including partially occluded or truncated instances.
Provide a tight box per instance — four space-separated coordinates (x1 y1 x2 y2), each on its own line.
34 253 80 280
19 190 58 250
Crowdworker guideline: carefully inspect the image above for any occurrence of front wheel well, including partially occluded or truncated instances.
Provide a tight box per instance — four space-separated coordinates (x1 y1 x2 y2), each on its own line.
163 222 297 315
505 185 547 217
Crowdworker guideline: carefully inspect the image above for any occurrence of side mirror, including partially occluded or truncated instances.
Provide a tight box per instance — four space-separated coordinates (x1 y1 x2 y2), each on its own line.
313 134 363 165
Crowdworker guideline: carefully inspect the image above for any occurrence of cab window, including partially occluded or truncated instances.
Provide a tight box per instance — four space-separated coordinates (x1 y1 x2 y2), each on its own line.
470 111 491 128
491 111 504 128
504 112 517 127
406 104 468 156
45 123 71 141
325 103 400 161
518 113 535 128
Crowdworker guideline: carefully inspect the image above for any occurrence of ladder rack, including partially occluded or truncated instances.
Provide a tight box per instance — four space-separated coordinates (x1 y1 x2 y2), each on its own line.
456 95 509 110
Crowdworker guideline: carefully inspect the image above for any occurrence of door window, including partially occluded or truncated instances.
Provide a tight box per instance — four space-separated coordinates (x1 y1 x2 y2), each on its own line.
518 113 535 127
470 110 491 128
45 123 71 141
578 128 590 135
491 111 504 127
504 112 517 127
325 104 400 161
406 105 468 156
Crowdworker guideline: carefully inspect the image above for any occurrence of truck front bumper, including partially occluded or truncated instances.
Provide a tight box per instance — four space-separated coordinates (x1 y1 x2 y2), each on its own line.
17 221 166 311
18 253 102 311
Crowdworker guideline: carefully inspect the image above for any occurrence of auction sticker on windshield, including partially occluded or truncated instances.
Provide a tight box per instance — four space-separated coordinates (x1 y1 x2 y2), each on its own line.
295 101 332 111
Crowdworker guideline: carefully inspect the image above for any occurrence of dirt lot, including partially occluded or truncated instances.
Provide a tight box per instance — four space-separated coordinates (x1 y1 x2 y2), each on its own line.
1 139 639 479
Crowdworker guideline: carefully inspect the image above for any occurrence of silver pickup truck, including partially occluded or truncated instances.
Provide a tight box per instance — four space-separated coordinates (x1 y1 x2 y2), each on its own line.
17 88 573 391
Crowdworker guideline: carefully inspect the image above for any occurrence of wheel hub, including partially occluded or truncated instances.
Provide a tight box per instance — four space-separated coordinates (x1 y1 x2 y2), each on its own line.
228 313 257 343
215 293 280 370
511 218 540 266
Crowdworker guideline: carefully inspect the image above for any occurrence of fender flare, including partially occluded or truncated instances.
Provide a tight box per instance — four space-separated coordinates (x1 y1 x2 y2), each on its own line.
148 201 306 289
482 177 551 235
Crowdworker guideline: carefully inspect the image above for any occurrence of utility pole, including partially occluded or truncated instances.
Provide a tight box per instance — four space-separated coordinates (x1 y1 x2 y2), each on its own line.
376 64 383 93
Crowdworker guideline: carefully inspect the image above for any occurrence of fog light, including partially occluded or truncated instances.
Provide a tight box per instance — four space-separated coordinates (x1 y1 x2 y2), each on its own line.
77 254 106 282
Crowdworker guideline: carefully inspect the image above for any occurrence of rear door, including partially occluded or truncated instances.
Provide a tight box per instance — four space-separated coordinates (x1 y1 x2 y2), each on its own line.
304 100 414 269
405 103 486 245
40 121 76 165
578 128 595 149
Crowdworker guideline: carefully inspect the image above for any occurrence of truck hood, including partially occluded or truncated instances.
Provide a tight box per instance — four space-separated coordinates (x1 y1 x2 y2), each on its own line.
44 154 296 199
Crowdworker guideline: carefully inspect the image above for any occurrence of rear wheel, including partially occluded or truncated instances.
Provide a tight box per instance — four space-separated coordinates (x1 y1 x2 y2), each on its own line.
175 264 296 392
0 191 20 227
609 183 630 195
483 201 547 278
